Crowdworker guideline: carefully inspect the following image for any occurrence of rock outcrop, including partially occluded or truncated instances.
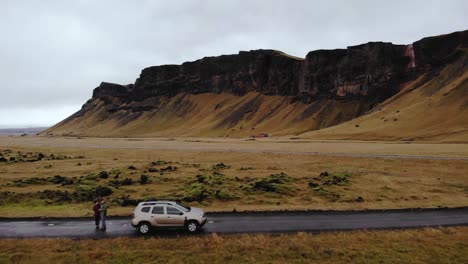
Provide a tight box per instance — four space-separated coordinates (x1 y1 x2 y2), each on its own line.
93 82 133 98
93 30 466 102
44 30 468 138
132 50 303 98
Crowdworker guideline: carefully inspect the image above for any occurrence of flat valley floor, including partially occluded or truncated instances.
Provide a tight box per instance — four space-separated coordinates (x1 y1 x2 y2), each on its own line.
0 135 467 217
0 136 467 264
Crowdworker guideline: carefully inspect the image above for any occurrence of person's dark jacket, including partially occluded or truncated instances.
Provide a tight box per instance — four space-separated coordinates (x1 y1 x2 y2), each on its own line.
93 204 101 217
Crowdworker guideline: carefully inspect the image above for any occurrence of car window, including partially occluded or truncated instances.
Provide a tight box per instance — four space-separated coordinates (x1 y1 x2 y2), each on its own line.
141 207 150 213
151 206 164 214
175 202 190 212
166 206 182 215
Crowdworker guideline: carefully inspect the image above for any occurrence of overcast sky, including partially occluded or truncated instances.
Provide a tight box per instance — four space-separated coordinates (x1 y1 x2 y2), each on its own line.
0 0 467 128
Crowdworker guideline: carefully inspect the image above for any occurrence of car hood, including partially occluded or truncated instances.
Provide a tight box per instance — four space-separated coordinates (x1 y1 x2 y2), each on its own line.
190 207 205 216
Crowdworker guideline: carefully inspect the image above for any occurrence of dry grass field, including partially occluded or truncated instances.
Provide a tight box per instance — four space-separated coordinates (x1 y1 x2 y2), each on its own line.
0 227 466 263
0 136 466 217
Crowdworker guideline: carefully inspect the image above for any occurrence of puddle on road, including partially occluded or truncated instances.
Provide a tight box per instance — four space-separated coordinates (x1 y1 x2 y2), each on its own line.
41 223 60 227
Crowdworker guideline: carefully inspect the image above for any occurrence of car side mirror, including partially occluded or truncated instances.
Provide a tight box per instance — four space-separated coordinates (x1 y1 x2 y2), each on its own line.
179 212 184 215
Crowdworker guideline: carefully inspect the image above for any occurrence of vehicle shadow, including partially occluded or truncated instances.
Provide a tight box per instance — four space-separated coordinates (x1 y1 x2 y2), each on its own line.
136 227 208 238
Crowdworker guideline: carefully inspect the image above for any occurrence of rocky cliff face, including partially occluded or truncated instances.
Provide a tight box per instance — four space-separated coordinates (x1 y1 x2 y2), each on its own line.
45 30 467 137
132 50 303 98
298 42 410 103
413 30 468 68
94 30 466 102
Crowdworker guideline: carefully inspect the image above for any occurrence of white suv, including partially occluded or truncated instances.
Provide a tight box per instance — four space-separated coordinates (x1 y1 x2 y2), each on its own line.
131 201 207 234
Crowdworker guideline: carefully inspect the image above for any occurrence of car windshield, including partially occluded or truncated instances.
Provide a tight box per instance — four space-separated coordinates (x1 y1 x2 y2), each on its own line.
175 202 191 212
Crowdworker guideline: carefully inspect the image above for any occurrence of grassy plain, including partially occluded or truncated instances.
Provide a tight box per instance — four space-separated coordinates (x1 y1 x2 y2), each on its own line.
0 227 466 263
0 136 467 217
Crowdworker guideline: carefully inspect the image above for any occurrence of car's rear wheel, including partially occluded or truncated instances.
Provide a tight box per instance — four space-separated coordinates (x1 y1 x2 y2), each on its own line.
138 222 151 235
186 220 199 233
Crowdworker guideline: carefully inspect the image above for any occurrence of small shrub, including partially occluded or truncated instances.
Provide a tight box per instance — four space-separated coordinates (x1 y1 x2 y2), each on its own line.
98 171 109 179
196 174 206 183
160 166 177 172
72 186 112 202
215 189 237 200
323 175 349 186
122 178 133 185
95 186 113 197
50 175 73 185
183 182 209 202
108 180 121 187
139 174 149 184
212 163 231 170
128 165 137 170
84 172 99 181
109 168 121 175
308 182 319 188
108 178 133 187
310 172 351 187
252 173 293 194
39 190 71 203
11 177 49 187
312 186 341 201
112 196 141 206
151 160 168 166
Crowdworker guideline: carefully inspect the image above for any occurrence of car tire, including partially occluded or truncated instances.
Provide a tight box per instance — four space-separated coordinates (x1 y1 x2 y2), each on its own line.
186 220 199 233
138 222 151 235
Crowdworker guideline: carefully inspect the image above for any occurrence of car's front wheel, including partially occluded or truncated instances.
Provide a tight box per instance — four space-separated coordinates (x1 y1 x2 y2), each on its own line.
137 222 151 235
186 220 199 233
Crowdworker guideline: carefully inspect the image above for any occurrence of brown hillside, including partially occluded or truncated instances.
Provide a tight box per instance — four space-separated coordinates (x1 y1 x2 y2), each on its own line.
301 53 468 142
45 92 371 137
42 30 468 140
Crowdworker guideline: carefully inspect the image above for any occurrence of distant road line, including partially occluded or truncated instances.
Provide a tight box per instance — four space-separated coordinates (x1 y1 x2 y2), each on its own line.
11 142 468 160
2 137 467 160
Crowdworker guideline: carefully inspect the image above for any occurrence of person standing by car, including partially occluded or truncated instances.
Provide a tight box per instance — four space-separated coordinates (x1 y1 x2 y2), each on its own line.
99 199 109 231
93 199 101 229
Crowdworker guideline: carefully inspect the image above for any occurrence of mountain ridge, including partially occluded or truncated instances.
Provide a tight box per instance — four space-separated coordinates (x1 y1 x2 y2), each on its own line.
42 30 468 140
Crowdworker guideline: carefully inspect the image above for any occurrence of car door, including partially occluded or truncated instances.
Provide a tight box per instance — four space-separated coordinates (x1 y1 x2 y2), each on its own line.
164 205 186 226
150 205 166 226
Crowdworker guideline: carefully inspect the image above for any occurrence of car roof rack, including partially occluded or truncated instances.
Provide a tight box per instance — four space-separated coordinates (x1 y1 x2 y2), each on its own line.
140 200 176 206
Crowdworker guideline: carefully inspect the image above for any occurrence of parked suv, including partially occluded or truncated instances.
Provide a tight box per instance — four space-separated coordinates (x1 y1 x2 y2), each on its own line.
131 201 207 234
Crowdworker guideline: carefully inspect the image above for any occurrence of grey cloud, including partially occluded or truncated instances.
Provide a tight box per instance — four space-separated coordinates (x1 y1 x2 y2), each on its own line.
0 0 467 127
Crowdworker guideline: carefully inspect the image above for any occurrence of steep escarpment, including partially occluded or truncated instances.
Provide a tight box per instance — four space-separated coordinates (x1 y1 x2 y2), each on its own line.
133 50 303 97
302 47 468 142
43 30 468 138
